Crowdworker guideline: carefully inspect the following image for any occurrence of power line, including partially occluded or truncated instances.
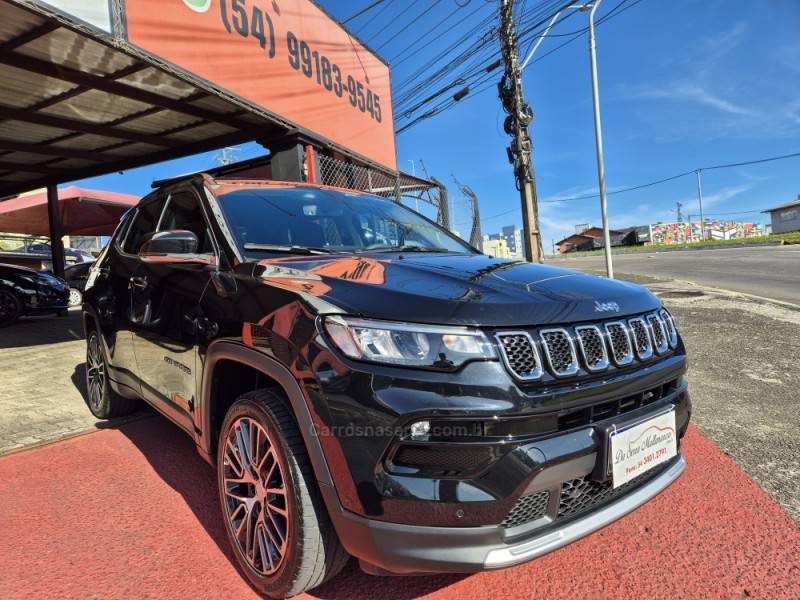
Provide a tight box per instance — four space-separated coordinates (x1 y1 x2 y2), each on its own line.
394 0 639 133
351 0 395 34
362 0 420 43
480 150 800 221
394 2 561 121
342 0 387 25
387 1 486 65
373 1 443 51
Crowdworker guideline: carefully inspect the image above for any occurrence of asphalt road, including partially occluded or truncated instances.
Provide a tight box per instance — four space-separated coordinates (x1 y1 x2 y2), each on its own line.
549 245 800 305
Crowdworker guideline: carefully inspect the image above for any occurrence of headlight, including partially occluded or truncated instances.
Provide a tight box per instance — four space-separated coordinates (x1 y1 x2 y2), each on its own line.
37 274 64 287
323 316 496 369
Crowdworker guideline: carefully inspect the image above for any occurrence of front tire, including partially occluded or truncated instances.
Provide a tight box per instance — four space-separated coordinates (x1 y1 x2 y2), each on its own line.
0 288 22 327
85 330 138 418
217 389 348 598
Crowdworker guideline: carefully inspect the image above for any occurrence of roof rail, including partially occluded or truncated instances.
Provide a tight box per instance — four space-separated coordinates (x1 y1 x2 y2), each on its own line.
150 153 274 188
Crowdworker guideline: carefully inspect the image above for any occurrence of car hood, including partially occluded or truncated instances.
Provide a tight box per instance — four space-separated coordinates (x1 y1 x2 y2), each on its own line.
249 253 661 327
0 262 40 276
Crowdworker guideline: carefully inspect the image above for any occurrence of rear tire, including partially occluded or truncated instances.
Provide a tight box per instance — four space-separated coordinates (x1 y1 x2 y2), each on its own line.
0 288 21 327
217 389 348 598
85 329 138 418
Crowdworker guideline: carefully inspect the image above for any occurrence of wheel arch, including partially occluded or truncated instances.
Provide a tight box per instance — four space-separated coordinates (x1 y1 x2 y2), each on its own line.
198 341 334 490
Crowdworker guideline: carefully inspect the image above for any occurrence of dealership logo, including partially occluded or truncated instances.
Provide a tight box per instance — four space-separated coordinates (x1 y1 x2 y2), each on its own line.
593 300 620 313
182 0 212 12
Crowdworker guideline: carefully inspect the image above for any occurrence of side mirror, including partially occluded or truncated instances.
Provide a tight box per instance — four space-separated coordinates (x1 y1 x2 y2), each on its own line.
138 230 199 258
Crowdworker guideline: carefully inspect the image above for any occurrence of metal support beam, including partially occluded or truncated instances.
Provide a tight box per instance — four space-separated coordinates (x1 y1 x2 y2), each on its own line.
0 160 68 175
0 105 181 147
0 51 251 130
0 140 106 161
431 176 450 229
46 184 65 279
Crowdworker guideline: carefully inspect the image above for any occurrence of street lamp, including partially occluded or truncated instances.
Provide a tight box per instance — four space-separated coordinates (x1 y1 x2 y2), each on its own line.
521 1 614 278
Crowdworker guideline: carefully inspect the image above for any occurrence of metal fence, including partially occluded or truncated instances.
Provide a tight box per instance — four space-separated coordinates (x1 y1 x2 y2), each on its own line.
314 152 450 229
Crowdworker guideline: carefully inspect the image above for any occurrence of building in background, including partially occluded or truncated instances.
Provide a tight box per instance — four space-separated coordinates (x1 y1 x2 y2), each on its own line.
649 220 763 245
762 195 800 234
482 225 523 258
619 225 651 247
501 225 523 257
555 226 624 254
482 236 513 258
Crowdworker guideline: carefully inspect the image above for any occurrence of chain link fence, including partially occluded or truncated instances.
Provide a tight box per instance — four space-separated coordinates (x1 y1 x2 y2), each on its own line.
315 152 449 228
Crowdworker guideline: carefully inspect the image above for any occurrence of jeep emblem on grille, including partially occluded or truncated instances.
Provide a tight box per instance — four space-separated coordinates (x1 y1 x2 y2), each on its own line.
594 301 620 313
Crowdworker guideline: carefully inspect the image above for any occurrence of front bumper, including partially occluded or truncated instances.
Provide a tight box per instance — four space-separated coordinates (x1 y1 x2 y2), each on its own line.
309 334 691 574
26 284 69 313
322 454 685 574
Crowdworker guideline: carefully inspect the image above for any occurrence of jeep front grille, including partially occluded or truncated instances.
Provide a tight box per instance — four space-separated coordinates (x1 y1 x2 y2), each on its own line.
539 329 578 376
496 311 675 381
605 321 634 366
659 309 678 348
647 314 669 354
575 325 609 371
628 318 654 360
496 332 542 380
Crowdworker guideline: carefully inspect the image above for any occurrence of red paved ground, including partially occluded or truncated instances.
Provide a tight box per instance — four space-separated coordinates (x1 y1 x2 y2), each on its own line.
1 419 798 599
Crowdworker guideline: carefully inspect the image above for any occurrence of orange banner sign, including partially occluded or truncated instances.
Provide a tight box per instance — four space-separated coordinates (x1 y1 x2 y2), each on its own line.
124 0 396 169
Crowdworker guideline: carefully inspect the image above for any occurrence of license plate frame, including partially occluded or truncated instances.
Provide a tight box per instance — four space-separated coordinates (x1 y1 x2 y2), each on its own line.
609 409 677 488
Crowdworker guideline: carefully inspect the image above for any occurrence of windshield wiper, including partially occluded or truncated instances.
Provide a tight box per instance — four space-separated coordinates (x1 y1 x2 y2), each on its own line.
362 245 451 253
243 243 334 255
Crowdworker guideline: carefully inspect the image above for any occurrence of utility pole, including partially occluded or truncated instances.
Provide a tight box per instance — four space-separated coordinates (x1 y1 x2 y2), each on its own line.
585 0 613 278
498 0 542 263
695 169 705 241
676 201 683 223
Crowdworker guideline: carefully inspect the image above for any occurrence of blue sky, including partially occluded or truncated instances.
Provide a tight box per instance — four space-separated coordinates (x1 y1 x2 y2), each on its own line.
78 0 800 249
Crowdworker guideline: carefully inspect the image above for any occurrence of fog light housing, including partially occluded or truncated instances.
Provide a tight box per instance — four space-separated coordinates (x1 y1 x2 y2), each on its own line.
409 420 431 439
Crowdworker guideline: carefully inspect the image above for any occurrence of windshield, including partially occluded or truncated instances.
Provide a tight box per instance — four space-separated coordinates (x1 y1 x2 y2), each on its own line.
216 187 475 257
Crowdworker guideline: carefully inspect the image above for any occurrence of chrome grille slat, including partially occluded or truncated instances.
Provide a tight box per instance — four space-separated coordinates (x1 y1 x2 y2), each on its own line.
575 325 609 372
496 331 542 380
659 309 678 348
539 328 579 376
647 314 669 354
604 321 634 366
628 317 654 360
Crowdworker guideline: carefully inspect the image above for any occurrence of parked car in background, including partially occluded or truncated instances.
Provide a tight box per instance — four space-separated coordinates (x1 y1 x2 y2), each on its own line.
13 242 95 264
64 261 93 307
0 263 69 326
83 174 690 598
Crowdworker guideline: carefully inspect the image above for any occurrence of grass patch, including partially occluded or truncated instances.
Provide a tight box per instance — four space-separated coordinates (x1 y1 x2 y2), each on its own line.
556 232 800 257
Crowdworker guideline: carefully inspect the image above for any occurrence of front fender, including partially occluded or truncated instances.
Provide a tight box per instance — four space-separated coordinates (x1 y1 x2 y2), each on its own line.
197 340 334 491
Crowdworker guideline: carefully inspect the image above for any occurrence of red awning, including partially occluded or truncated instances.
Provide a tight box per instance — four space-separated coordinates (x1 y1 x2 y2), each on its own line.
0 186 138 236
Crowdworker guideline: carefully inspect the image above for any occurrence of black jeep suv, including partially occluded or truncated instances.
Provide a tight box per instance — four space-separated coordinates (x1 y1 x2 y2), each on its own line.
82 174 690 598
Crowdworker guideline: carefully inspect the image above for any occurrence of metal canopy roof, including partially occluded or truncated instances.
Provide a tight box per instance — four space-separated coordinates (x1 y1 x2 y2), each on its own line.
0 185 138 235
0 0 292 197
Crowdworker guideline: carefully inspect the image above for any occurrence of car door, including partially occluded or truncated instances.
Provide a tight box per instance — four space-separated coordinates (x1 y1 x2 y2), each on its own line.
96 203 161 395
129 185 216 434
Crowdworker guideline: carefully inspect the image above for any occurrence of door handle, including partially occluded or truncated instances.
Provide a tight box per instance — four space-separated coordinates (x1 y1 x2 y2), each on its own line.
129 275 148 289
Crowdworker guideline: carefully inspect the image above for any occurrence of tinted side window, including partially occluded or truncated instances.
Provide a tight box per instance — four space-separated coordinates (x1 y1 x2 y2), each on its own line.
159 190 214 253
123 200 163 254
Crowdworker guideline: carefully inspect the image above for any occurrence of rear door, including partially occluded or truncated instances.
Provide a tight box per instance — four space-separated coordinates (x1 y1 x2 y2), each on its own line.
129 185 216 433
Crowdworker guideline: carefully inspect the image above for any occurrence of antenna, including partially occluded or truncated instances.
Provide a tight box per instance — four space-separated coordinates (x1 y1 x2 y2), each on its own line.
213 146 241 166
